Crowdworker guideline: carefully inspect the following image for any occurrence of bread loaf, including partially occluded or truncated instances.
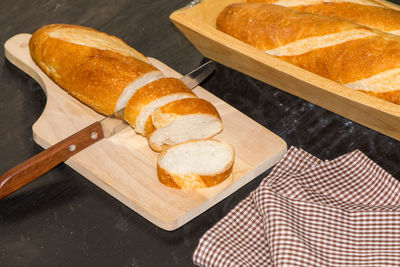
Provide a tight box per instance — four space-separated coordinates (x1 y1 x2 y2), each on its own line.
29 24 164 115
145 98 223 152
217 3 400 104
123 77 197 135
157 139 234 189
247 0 400 35
30 24 234 190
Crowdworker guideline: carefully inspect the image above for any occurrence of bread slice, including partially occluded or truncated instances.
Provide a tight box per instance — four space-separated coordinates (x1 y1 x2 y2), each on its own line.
124 77 197 135
157 139 235 189
29 24 164 115
145 98 223 152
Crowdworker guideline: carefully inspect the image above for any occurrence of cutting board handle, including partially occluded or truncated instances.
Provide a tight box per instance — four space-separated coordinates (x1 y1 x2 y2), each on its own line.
1 34 106 199
4 33 48 91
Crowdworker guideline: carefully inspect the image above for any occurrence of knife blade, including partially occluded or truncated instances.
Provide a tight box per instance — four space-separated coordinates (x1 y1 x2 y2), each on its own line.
0 60 216 199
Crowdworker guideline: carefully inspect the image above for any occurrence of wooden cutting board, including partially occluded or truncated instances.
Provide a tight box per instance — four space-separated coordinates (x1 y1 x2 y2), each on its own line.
4 33 287 231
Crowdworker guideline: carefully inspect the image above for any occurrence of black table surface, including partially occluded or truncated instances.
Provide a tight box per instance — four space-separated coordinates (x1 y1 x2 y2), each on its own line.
1 0 400 266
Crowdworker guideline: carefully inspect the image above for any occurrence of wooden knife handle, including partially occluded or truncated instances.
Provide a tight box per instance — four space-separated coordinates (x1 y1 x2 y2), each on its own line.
0 121 104 199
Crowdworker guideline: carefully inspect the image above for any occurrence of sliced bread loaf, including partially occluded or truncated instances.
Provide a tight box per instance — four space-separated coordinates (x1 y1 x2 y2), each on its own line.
157 139 234 189
146 98 223 152
123 77 197 135
29 24 164 115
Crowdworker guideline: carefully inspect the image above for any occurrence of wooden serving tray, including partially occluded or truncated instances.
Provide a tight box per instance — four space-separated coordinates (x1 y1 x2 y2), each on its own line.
4 33 287 231
170 0 400 141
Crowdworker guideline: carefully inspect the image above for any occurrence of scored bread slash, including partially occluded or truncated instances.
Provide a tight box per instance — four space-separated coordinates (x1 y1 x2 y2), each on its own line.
246 0 399 35
157 139 235 190
42 24 152 63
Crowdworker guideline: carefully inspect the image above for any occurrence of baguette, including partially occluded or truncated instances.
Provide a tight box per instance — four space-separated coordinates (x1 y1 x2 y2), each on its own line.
30 24 235 191
29 24 164 115
217 3 400 104
145 98 223 152
247 0 400 35
157 139 234 189
123 77 197 135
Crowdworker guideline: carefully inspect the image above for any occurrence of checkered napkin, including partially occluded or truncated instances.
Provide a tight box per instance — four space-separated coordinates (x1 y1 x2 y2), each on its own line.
193 147 400 266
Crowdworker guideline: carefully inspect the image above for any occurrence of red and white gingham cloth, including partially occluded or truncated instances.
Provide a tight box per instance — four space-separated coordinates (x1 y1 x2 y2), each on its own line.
193 147 400 266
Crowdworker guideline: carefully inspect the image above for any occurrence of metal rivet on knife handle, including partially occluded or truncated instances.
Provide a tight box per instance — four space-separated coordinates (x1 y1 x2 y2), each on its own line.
91 132 98 140
0 121 104 200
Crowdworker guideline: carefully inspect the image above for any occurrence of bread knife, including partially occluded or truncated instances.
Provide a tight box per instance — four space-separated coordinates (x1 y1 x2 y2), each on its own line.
0 61 216 199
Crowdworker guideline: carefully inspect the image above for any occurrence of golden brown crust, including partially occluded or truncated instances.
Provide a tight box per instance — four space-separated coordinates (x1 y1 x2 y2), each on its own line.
247 1 400 33
294 3 400 32
123 77 197 127
216 3 400 104
281 35 400 84
29 24 159 115
157 158 233 189
246 0 384 6
247 0 277 3
363 90 400 104
144 117 157 139
30 24 150 61
157 164 181 189
157 98 221 117
200 163 234 188
216 3 358 50
156 163 233 189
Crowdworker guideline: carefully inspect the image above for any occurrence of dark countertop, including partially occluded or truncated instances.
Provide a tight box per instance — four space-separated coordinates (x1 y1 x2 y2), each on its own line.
1 0 400 266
